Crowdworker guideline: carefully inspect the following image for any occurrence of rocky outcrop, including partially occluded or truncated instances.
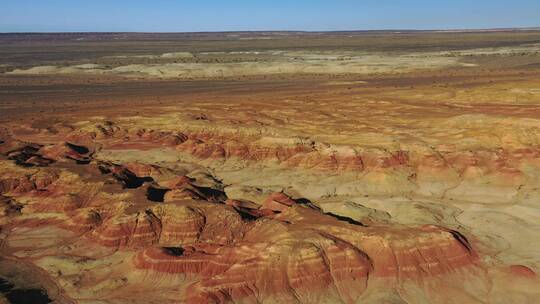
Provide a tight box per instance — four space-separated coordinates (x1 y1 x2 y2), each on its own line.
132 199 479 303
2 103 540 303
0 153 482 303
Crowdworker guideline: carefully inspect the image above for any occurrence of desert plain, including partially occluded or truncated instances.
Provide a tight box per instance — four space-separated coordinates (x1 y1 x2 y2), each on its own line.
1 30 540 303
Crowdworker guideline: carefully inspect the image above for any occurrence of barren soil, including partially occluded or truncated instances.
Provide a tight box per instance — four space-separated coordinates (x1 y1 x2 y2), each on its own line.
1 31 540 304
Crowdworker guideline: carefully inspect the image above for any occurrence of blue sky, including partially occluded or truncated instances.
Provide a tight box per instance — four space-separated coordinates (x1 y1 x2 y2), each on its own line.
1 0 539 32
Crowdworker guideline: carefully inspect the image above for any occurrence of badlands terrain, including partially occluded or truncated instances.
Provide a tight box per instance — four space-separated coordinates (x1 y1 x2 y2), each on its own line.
1 30 540 303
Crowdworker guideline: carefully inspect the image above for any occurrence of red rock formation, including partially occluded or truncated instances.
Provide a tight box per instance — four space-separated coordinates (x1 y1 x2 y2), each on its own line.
59 208 103 233
1 124 533 304
0 177 36 194
39 142 94 163
509 265 536 278
131 201 479 303
260 192 298 212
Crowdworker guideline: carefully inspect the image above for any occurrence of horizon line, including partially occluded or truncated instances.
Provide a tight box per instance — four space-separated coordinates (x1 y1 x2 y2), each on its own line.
2 26 540 35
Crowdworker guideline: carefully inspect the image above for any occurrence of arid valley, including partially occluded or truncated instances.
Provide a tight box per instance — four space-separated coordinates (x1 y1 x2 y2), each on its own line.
1 30 540 303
